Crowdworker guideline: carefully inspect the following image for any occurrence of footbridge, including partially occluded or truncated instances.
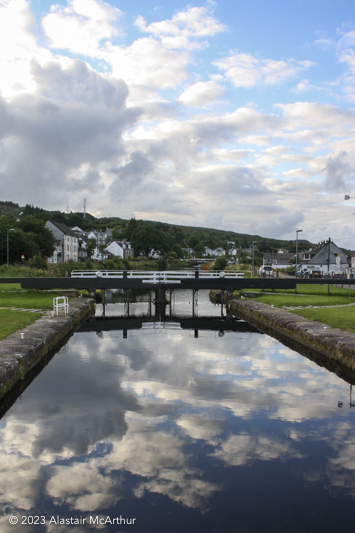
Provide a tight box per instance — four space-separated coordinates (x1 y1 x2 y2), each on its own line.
1 270 354 292
1 270 297 292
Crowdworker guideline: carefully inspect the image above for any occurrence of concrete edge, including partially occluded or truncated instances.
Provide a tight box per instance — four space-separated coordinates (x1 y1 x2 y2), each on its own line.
0 298 95 400
228 299 355 372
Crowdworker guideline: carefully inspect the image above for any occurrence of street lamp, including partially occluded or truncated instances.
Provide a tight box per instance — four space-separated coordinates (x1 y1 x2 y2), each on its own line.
252 241 257 277
7 229 14 267
295 229 303 276
345 195 355 200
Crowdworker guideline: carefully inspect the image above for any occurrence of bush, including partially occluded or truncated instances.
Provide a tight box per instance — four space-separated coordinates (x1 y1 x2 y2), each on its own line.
158 258 167 271
28 254 48 270
214 256 228 270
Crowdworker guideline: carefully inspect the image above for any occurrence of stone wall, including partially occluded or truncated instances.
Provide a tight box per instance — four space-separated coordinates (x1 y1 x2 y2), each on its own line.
228 299 355 371
0 298 94 400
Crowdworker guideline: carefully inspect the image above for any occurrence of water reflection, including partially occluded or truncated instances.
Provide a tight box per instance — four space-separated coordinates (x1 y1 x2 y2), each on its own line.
97 288 228 318
1 292 355 531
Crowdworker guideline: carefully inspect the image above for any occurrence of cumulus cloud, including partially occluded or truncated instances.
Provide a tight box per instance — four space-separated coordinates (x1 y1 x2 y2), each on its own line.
213 53 313 87
134 3 226 39
0 0 354 240
42 0 121 56
178 80 226 107
0 0 52 98
0 60 140 211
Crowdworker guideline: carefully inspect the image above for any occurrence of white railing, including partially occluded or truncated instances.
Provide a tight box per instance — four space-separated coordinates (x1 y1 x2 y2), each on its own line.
71 270 244 284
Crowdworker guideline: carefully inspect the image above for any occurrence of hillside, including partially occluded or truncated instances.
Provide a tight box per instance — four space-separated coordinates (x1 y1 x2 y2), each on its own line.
2 201 353 261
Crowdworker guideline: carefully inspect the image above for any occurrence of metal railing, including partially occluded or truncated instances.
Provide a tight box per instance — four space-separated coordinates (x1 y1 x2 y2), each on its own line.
71 270 244 284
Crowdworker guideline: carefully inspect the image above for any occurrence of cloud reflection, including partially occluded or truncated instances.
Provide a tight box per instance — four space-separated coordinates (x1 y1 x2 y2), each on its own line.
0 323 354 521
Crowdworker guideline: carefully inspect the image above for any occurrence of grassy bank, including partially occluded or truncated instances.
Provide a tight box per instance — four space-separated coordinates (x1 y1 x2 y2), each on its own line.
243 284 354 307
0 309 43 341
291 307 355 333
0 281 76 341
238 284 355 333
0 289 64 309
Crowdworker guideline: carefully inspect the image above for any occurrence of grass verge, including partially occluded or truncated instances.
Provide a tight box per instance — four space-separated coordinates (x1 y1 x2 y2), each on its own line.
0 283 24 291
291 307 355 333
0 309 43 341
249 284 355 308
0 291 64 310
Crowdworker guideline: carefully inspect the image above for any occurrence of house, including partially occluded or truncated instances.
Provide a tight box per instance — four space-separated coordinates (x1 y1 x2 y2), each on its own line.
203 247 214 257
104 228 114 241
45 220 79 263
77 237 88 261
91 246 111 262
87 230 106 246
212 247 225 257
263 252 294 269
299 241 349 274
105 240 134 259
70 226 86 236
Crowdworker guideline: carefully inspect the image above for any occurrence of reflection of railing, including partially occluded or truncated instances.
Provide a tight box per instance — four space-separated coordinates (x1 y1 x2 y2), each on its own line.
71 270 244 284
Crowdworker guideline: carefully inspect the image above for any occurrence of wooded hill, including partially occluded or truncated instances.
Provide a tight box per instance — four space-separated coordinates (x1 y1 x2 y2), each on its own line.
1 201 352 263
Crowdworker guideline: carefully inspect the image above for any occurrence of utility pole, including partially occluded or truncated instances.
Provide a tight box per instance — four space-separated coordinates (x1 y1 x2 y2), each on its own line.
327 237 331 294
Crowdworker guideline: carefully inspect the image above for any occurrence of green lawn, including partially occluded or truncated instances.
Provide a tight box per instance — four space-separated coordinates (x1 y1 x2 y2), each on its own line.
238 284 355 333
250 284 354 308
0 283 24 291
291 307 355 333
0 290 65 310
0 309 43 341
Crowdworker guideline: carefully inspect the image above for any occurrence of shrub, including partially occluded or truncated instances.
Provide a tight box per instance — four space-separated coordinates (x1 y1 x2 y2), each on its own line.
28 254 48 270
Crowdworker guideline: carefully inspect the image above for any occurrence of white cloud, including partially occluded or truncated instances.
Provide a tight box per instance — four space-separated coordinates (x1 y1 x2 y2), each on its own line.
42 0 121 56
134 4 226 38
213 53 313 88
178 80 226 107
0 0 52 98
103 37 191 99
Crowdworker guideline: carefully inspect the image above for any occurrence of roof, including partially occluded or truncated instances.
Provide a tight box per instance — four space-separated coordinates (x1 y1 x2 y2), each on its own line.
301 241 348 265
47 220 77 237
264 253 294 260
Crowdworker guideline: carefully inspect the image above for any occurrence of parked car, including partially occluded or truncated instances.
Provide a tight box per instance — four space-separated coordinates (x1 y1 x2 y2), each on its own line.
332 271 345 278
258 266 274 277
309 269 322 278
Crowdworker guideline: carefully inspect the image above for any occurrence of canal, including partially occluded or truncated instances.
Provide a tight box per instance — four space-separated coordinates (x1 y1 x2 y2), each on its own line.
1 290 355 532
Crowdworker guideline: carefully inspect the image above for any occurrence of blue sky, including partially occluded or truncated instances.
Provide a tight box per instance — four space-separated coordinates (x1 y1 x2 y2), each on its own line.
1 0 355 245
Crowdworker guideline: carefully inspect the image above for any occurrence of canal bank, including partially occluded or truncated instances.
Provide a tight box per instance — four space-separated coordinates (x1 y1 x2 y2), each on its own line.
0 297 94 400
228 298 355 371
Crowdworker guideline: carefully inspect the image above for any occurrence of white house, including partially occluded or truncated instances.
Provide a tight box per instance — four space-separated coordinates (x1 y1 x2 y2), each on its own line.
87 230 106 246
46 220 79 263
299 241 349 274
105 241 134 259
212 247 226 257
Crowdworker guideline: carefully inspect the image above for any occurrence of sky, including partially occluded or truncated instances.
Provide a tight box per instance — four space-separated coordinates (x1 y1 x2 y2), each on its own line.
0 0 355 245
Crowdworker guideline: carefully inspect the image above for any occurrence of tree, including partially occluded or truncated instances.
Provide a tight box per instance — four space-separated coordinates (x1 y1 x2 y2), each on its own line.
214 256 228 270
187 233 200 250
111 225 122 240
194 242 205 257
126 218 137 240
173 244 183 258
86 238 97 259
175 229 185 245
131 224 165 257
19 216 55 258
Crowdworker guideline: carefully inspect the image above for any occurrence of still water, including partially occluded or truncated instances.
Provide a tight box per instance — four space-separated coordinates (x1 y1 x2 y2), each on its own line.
2 290 355 532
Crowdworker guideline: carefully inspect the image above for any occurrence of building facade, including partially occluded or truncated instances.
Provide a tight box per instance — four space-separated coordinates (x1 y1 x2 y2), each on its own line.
45 220 79 263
